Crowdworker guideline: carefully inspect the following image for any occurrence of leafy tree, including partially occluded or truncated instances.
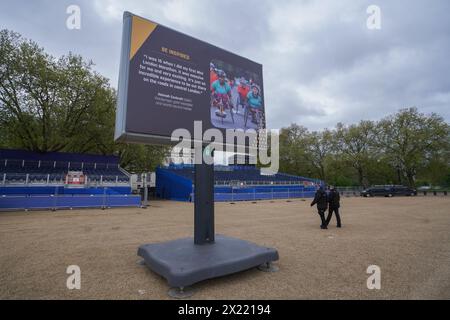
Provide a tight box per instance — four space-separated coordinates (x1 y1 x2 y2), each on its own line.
279 124 310 175
278 108 449 187
303 129 334 181
377 108 449 187
335 120 377 187
0 29 115 153
116 144 169 173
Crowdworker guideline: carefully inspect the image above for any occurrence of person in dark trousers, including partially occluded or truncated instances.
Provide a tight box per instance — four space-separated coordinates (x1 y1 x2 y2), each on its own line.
326 186 342 228
311 186 328 229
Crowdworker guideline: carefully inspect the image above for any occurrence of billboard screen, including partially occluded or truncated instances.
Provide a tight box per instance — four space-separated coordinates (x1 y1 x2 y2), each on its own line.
115 12 266 147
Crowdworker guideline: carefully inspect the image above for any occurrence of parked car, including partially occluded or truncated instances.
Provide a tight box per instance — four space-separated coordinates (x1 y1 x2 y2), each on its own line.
361 185 417 197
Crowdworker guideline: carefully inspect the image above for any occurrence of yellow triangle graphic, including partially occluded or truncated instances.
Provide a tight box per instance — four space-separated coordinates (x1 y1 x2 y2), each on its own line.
129 16 157 60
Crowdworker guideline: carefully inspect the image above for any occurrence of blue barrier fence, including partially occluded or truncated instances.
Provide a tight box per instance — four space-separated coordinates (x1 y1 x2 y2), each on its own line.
0 194 141 211
175 186 317 202
214 189 315 202
0 186 131 196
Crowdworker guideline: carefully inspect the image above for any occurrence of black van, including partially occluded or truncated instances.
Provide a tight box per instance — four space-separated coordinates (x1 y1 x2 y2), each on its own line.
361 185 417 197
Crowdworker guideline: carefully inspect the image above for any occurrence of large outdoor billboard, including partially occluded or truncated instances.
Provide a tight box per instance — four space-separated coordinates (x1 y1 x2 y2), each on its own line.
114 12 266 147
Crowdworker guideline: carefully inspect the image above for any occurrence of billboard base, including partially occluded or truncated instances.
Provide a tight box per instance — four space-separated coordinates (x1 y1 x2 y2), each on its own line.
137 234 279 291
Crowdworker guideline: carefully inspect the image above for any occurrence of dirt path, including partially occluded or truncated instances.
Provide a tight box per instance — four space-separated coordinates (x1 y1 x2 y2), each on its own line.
1 196 449 299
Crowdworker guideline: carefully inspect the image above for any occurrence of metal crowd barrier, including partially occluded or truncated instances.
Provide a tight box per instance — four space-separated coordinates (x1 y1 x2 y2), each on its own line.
214 189 315 202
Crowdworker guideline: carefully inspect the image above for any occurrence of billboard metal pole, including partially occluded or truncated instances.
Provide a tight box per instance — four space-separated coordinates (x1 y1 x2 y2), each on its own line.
194 145 215 244
142 173 148 208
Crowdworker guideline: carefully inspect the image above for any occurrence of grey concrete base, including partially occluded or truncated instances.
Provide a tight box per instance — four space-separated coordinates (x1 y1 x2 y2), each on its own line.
168 287 195 299
137 235 279 288
137 259 146 266
257 261 280 272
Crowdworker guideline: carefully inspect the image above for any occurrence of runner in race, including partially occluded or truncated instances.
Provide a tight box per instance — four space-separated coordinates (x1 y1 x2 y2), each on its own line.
210 63 218 83
211 70 233 117
237 78 250 114
246 84 263 124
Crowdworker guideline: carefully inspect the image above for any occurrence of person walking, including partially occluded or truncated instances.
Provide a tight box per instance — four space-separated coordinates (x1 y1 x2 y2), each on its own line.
326 186 342 228
311 186 328 229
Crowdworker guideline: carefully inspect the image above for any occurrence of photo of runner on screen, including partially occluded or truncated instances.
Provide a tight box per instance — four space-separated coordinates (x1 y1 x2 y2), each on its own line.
210 59 265 130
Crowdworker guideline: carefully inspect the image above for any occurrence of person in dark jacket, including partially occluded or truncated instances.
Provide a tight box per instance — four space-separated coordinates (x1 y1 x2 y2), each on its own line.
326 186 341 228
310 186 328 229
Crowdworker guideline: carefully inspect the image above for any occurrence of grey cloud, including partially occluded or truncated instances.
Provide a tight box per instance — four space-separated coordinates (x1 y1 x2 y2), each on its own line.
0 0 448 131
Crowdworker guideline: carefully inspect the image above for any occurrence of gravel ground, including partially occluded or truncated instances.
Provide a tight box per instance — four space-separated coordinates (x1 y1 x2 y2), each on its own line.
0 196 449 300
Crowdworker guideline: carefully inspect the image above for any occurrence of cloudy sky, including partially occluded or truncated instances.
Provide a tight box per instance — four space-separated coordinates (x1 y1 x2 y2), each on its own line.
1 0 449 131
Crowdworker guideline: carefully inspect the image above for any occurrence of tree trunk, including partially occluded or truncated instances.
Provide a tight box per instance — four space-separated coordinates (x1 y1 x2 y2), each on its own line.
406 170 415 187
357 167 365 188
397 168 402 185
